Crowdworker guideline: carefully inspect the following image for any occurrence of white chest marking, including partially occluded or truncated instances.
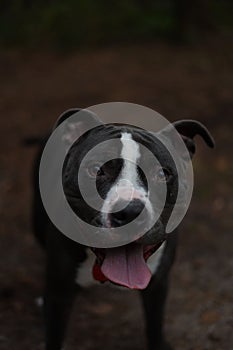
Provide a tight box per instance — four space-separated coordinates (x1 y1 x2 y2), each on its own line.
147 242 166 274
75 249 99 287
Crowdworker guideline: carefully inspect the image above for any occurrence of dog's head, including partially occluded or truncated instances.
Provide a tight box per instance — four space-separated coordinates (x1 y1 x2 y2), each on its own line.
56 108 214 289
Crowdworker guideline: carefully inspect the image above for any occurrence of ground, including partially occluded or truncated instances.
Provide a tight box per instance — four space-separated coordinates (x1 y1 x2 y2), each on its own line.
0 38 232 350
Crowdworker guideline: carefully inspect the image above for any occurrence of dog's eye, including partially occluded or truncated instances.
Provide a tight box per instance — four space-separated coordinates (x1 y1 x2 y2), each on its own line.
156 167 171 183
87 163 104 178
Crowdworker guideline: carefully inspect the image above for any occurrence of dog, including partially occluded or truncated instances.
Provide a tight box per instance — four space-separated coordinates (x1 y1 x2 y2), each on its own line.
28 108 214 350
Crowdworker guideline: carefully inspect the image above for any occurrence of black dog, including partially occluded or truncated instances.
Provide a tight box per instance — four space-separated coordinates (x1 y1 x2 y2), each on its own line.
29 109 214 350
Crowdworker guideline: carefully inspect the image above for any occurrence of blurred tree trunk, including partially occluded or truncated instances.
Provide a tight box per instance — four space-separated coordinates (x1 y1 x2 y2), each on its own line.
137 0 154 9
173 0 215 41
0 0 9 13
22 0 34 9
22 0 55 9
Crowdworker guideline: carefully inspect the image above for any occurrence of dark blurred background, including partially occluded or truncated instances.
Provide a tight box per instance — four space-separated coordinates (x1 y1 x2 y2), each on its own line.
0 1 232 349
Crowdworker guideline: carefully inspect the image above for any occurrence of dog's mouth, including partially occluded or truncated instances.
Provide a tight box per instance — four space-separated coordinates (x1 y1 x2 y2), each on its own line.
91 242 162 290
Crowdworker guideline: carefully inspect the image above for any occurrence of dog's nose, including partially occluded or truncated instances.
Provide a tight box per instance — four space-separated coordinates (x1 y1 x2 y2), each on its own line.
110 199 145 227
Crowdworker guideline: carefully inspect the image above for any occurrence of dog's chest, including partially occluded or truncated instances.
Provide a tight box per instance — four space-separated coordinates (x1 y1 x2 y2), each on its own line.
76 243 166 288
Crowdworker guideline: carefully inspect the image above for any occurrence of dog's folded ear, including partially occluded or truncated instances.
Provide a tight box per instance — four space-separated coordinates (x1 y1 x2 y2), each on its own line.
173 119 215 157
53 108 102 147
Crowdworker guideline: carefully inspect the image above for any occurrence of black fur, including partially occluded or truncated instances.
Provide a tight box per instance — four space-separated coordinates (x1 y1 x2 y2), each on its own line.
26 111 214 350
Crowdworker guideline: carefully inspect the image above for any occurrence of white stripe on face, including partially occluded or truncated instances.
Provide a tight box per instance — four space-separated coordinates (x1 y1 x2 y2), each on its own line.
120 132 140 187
101 132 154 227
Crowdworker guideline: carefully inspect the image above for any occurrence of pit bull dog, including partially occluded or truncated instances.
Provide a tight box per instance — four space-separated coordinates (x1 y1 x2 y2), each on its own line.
29 108 214 350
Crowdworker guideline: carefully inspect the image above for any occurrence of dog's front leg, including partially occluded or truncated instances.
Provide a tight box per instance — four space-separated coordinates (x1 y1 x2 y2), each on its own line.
44 229 78 350
140 275 172 350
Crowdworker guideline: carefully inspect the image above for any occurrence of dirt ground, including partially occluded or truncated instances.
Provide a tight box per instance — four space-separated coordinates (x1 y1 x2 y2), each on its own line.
0 38 232 350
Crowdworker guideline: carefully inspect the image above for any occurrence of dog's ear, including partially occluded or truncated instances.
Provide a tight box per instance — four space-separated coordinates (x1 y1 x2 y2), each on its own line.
173 119 215 157
53 108 102 147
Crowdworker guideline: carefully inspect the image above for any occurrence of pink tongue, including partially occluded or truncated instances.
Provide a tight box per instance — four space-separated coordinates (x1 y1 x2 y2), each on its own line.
101 244 151 290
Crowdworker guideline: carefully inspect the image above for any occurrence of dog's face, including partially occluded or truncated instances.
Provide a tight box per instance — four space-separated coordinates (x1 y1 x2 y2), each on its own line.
59 109 214 289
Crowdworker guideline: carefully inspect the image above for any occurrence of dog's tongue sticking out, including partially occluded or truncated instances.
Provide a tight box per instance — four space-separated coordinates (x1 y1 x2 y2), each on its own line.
101 244 151 290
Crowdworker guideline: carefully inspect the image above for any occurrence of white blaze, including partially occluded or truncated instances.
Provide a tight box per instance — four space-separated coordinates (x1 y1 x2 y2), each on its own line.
101 132 153 226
